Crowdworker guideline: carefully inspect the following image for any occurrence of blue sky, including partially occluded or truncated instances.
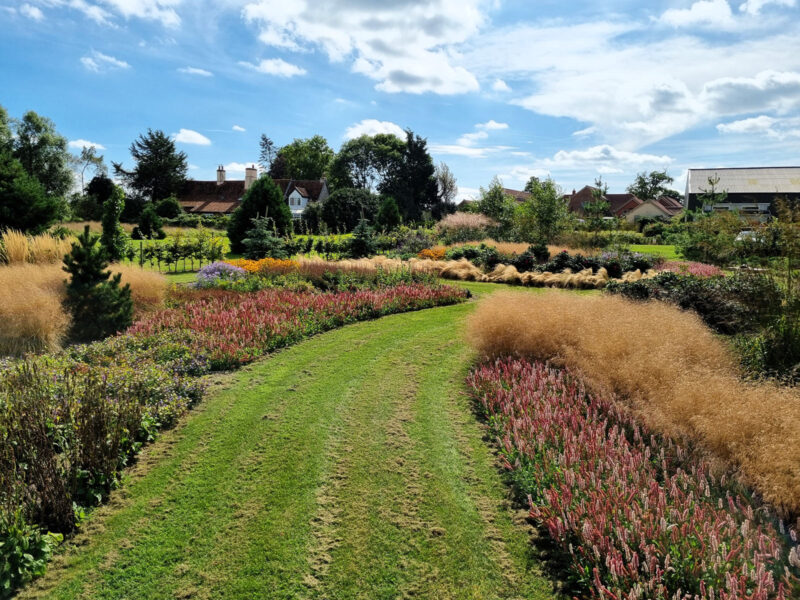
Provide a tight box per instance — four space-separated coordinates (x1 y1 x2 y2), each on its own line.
2 0 799 200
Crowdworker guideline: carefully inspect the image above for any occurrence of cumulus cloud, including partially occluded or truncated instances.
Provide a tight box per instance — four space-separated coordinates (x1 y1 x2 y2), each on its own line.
68 139 106 150
232 125 246 132
173 128 211 145
659 0 735 28
739 0 796 14
538 145 674 170
241 0 482 94
20 3 44 20
462 18 800 149
224 162 257 174
178 66 212 76
491 79 511 92
80 50 130 72
239 58 306 77
476 120 508 131
717 115 800 138
344 119 405 140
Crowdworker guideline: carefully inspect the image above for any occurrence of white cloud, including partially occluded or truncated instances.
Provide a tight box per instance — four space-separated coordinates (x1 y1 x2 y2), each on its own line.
178 66 212 76
717 115 800 138
173 128 211 145
500 166 551 186
455 186 480 202
188 164 200 170
457 131 488 146
344 119 405 140
739 0 795 14
68 139 106 150
232 125 246 132
476 120 508 131
242 0 483 94
659 0 735 28
224 162 257 174
80 50 130 72
492 79 511 92
463 19 800 149
20 3 44 20
538 145 674 170
239 58 306 77
32 0 179 26
573 126 597 137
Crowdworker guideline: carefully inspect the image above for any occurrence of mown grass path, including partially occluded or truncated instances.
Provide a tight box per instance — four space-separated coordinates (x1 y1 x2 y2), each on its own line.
20 291 558 600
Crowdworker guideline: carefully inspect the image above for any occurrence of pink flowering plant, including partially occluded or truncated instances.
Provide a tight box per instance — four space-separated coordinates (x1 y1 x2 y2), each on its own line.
659 260 724 278
468 358 800 599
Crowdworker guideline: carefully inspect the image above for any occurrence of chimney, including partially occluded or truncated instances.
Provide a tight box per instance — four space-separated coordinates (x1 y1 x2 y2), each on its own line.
244 164 257 191
216 165 225 185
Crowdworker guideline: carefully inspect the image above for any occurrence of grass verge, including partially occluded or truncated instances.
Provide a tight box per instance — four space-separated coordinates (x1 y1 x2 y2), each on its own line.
19 298 558 600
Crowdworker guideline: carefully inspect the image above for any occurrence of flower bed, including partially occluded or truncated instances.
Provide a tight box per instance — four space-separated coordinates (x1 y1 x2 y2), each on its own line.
1 282 467 595
659 260 724 277
130 285 467 369
468 358 800 599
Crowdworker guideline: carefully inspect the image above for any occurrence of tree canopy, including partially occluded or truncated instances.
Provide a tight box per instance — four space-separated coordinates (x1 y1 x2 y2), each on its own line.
515 176 570 243
227 175 292 253
379 130 438 222
113 129 188 204
275 135 334 181
0 149 62 233
627 169 680 201
11 110 73 199
328 134 405 191
322 188 379 233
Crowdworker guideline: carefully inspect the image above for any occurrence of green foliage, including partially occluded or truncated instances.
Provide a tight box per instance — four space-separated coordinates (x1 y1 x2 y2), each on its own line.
445 243 503 269
258 134 276 171
138 204 166 239
112 129 188 205
347 219 376 258
63 226 133 342
155 196 183 218
10 110 73 199
626 169 677 201
72 173 115 221
697 175 728 209
100 186 127 261
376 196 402 231
73 145 106 192
0 150 62 234
242 216 289 259
515 176 570 243
275 135 334 180
0 510 61 598
378 130 438 223
228 175 292 253
329 134 405 191
474 177 517 240
300 202 324 234
675 210 742 266
322 188 379 232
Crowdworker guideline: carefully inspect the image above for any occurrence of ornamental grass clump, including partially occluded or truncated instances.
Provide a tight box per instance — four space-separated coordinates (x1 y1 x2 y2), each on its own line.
467 291 800 516
468 358 799 599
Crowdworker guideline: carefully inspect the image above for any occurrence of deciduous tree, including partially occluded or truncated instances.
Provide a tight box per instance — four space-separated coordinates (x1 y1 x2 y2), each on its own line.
227 175 292 253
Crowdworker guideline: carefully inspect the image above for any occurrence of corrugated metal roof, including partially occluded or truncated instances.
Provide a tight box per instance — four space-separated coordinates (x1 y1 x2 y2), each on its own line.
687 167 800 194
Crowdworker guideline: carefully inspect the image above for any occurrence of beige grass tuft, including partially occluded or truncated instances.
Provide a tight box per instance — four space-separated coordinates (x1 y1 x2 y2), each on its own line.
467 292 800 515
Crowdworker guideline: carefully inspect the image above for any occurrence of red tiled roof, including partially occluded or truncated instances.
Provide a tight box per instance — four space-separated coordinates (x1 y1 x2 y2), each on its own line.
178 180 245 214
503 188 532 202
650 196 683 216
567 186 643 217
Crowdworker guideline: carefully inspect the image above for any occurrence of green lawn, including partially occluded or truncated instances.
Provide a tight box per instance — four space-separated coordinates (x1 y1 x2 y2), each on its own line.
21 287 561 600
627 244 680 260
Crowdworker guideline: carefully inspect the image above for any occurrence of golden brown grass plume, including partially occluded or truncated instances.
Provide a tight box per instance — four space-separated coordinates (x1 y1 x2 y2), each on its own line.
0 264 70 354
1 230 74 265
467 291 800 516
0 263 167 355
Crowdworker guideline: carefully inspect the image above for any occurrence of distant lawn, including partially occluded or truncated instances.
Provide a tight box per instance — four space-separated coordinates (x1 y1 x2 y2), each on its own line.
627 244 680 260
164 271 197 285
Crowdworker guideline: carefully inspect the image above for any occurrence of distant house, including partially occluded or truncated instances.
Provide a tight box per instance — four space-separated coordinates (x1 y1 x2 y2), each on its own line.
686 167 800 221
566 186 643 218
625 196 684 222
178 165 329 218
272 179 330 218
178 165 257 215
